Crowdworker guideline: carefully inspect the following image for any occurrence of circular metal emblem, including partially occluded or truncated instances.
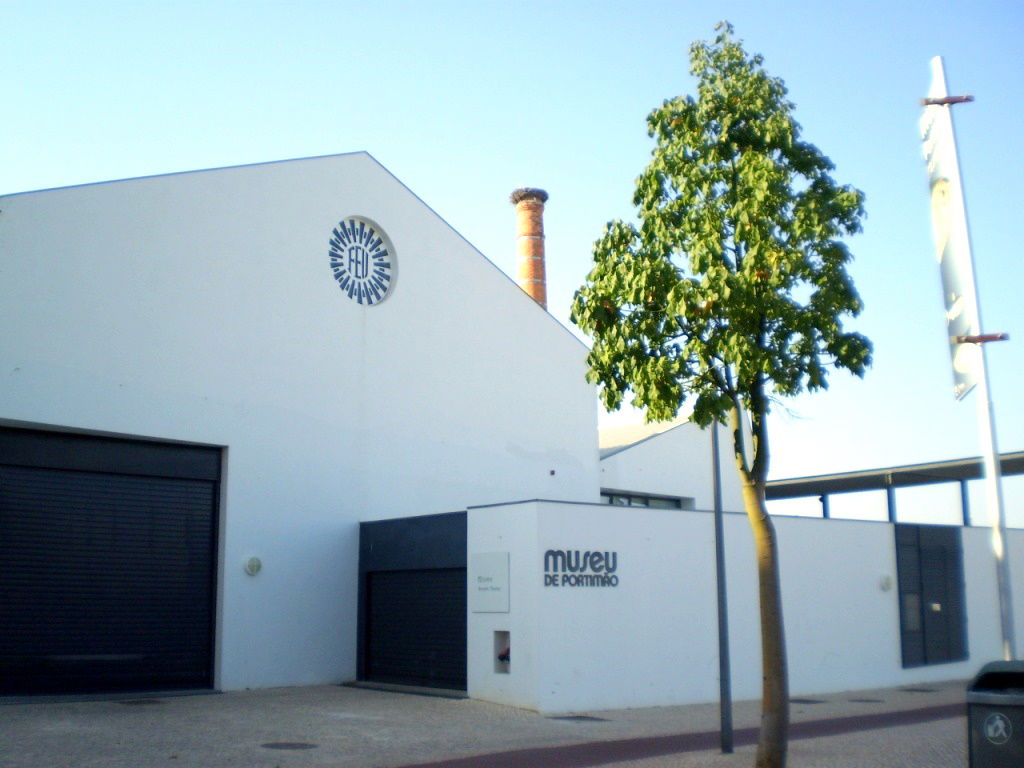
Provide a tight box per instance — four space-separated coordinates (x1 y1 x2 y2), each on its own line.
984 712 1012 746
328 217 395 305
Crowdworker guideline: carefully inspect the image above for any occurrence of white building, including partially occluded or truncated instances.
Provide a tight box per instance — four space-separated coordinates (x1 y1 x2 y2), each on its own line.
2 153 1021 710
0 153 599 695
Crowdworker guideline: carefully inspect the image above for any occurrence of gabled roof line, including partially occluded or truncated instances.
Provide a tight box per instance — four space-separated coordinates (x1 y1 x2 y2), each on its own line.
599 419 694 460
2 151 591 352
0 150 372 198
367 155 589 351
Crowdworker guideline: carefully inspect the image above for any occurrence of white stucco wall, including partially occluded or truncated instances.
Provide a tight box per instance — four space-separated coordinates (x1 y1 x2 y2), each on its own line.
469 501 1024 713
533 504 719 711
600 421 745 512
468 501 719 712
0 153 600 690
725 517 1013 699
466 503 541 710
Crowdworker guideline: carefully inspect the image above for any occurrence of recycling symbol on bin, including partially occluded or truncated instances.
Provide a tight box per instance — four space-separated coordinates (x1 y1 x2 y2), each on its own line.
984 712 1012 746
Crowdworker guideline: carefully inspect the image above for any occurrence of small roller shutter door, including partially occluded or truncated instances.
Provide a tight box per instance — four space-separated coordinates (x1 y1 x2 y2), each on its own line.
0 428 219 695
364 568 466 690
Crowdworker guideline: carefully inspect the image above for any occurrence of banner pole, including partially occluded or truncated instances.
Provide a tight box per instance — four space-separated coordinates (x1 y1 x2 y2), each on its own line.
973 345 1016 660
921 56 1016 660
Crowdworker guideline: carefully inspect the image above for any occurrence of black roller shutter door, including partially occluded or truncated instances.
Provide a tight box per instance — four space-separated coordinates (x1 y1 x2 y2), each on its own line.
364 568 466 690
0 428 219 695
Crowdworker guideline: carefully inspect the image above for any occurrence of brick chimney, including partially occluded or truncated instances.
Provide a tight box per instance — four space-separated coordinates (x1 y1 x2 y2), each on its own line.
509 187 549 309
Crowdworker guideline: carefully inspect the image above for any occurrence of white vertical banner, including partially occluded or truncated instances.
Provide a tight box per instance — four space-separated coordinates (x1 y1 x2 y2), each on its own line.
920 57 1017 659
919 55 982 400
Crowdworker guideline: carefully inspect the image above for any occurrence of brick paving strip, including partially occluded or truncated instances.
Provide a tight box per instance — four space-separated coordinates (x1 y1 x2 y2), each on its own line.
396 703 965 768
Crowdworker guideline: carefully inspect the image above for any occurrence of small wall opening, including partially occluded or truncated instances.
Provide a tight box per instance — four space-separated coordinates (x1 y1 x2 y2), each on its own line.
494 631 510 674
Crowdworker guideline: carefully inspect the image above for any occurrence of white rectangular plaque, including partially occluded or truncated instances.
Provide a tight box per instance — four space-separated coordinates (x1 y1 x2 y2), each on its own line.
470 551 510 613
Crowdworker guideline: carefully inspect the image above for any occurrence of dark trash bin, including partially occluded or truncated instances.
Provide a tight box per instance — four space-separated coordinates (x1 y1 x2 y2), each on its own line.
967 661 1024 767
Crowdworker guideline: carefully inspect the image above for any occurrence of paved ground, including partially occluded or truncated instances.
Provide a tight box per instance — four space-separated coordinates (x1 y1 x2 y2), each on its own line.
0 680 969 768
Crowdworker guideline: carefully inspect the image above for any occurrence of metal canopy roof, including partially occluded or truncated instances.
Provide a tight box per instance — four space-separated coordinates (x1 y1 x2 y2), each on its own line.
766 451 1024 500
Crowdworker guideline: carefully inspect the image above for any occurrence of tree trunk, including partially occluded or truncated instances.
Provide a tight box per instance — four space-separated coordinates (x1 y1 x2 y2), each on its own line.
741 479 789 768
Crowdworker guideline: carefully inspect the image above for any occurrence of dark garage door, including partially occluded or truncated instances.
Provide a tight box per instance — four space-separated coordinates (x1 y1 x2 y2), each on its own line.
0 428 220 695
364 567 466 690
895 523 967 668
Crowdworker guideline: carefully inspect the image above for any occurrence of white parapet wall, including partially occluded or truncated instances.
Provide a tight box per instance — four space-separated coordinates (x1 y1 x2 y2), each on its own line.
468 500 1024 713
724 515 1015 699
468 501 719 712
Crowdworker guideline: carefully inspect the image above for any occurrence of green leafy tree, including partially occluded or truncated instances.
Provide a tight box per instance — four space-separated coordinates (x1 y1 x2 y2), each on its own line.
571 23 871 768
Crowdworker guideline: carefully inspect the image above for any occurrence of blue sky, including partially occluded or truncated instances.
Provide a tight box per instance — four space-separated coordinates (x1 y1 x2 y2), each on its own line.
3 1 1022 521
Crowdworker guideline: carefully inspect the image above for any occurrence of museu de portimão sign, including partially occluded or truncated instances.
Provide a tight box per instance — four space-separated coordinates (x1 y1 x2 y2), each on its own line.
543 549 619 587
